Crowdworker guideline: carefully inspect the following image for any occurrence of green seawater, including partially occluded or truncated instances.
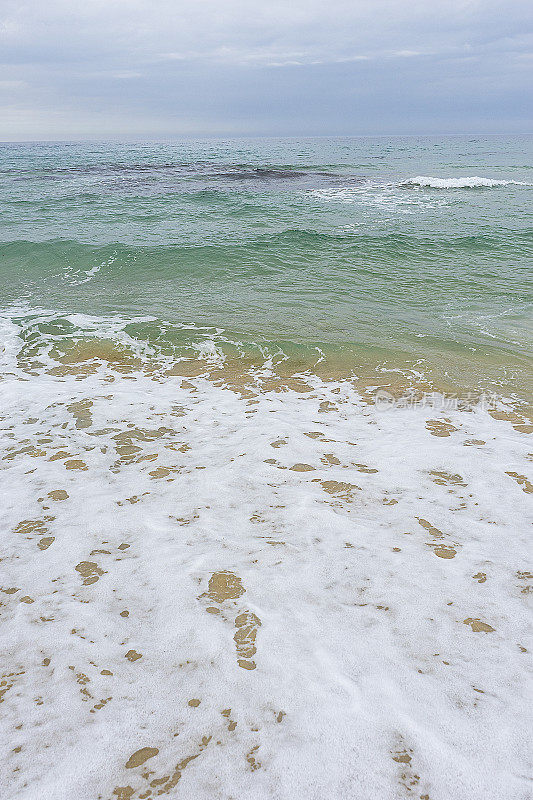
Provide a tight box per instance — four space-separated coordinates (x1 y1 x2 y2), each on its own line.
0 136 532 397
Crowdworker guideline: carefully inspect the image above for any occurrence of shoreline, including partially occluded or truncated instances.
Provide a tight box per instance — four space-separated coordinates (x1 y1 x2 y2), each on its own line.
1 348 531 799
1 134 531 799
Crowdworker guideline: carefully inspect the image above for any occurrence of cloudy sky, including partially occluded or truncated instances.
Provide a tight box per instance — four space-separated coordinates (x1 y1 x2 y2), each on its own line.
0 0 531 139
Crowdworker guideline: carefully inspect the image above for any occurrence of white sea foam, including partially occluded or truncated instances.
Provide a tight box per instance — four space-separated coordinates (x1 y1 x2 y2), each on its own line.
67 254 117 286
310 183 448 211
310 174 531 210
0 309 531 800
403 176 532 188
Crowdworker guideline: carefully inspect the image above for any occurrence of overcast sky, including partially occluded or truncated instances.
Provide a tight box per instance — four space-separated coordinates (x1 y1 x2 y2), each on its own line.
0 0 531 139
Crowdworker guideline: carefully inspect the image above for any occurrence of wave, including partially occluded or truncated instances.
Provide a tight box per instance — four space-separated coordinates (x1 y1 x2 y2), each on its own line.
1 228 530 266
403 176 532 189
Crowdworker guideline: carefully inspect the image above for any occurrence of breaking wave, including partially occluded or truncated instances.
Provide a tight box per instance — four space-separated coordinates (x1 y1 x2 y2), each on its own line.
403 176 532 189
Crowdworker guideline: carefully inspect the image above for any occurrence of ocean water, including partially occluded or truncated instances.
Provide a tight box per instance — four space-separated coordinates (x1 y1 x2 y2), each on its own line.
0 137 532 800
1 135 532 395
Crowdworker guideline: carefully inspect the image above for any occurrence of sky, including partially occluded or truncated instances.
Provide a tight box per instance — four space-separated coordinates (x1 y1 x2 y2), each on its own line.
0 0 532 139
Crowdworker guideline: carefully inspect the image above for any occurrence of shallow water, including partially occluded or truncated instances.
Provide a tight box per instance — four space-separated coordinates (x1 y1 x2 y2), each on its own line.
0 137 531 800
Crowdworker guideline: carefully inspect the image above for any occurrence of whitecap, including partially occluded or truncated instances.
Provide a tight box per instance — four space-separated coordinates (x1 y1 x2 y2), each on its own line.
403 176 532 188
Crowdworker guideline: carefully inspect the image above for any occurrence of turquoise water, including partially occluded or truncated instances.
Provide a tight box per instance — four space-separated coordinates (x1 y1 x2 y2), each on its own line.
1 136 532 394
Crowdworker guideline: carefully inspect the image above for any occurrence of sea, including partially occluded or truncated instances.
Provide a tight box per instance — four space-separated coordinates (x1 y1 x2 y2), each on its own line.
0 136 531 800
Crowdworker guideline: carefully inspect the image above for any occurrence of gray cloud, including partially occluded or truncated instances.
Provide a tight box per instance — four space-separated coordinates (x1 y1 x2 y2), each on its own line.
0 0 531 138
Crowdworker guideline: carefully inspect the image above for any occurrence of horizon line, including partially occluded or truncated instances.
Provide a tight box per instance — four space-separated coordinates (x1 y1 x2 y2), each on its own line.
1 132 533 145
